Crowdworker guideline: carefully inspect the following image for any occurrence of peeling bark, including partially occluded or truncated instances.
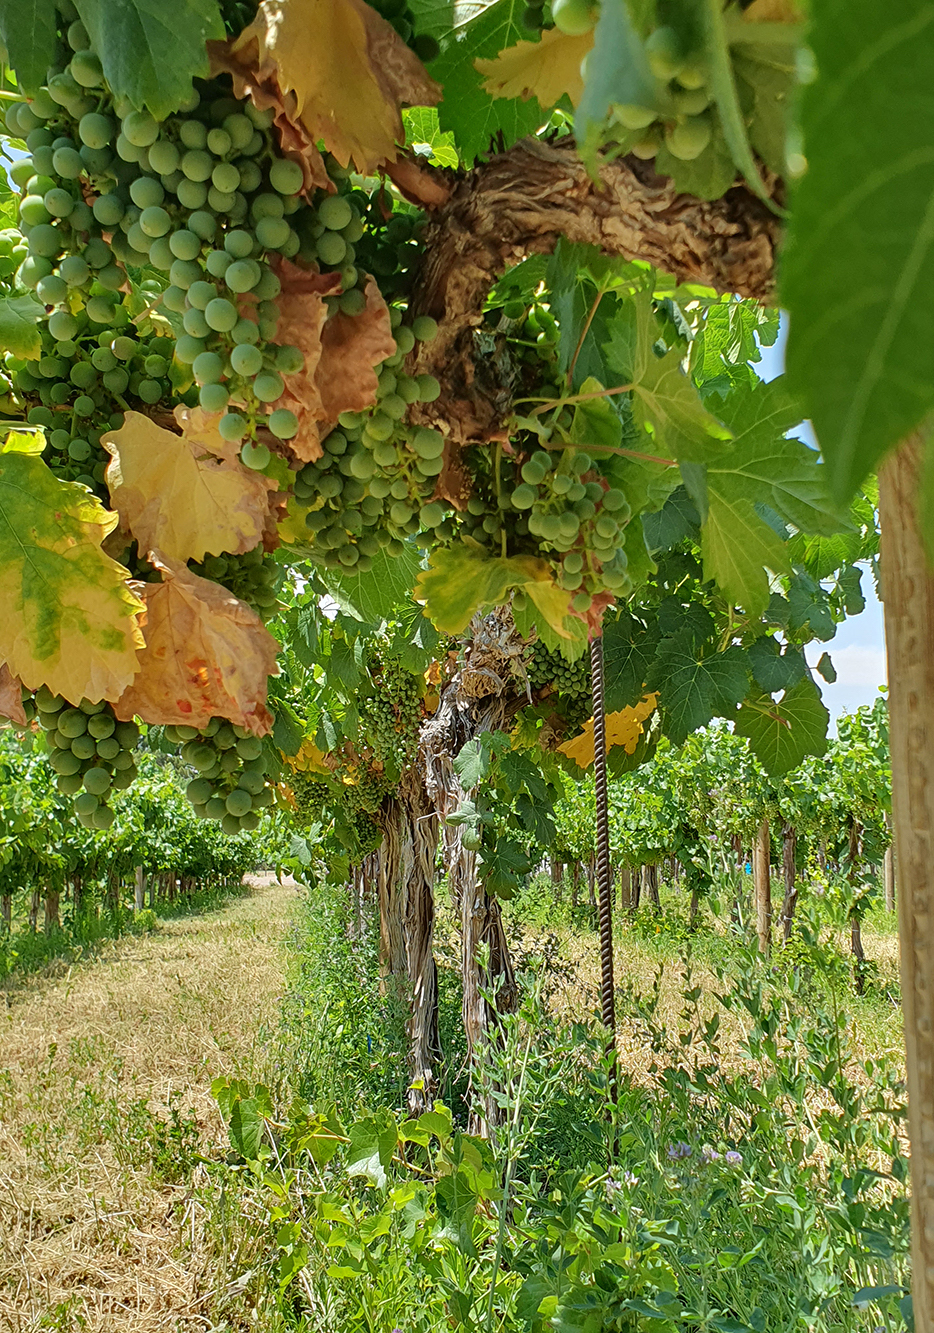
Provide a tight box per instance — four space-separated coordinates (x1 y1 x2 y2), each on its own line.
410 136 780 448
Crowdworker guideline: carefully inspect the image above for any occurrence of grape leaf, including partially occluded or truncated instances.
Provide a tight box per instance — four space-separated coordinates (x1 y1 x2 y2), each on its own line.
816 651 836 683
0 452 144 703
317 277 398 426
75 0 225 119
475 26 593 109
322 545 421 624
602 613 660 711
747 637 807 693
559 697 658 770
0 294 44 361
102 412 278 564
222 0 441 175
415 545 571 636
782 0 934 501
403 107 459 168
0 663 26 725
734 676 829 776
0 0 57 92
605 292 733 463
647 640 750 745
454 736 493 789
700 487 790 615
113 553 278 735
429 0 544 163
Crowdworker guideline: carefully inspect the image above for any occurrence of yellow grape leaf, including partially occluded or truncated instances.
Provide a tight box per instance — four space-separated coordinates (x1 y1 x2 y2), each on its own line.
415 546 567 635
559 696 657 770
285 736 332 774
0 664 26 726
1 428 45 456
113 553 278 735
476 27 594 109
0 452 144 703
102 411 278 563
222 0 441 175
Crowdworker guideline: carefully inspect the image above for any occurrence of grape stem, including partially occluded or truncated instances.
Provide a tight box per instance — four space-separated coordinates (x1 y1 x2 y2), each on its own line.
514 382 634 415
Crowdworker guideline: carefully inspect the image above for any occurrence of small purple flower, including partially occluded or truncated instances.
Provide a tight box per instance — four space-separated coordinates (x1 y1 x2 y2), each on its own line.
725 1150 742 1166
666 1141 692 1160
701 1147 720 1163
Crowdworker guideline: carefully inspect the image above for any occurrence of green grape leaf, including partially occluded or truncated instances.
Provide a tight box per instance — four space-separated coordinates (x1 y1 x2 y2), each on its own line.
575 0 657 168
747 637 807 694
568 377 624 455
782 0 934 501
75 0 225 119
403 106 460 168
0 452 144 703
0 294 45 361
607 291 733 463
734 676 830 777
647 640 750 745
270 696 305 758
787 576 836 641
732 37 798 178
654 121 738 203
641 486 701 553
346 1114 397 1191
602 613 660 712
454 736 493 789
416 545 572 637
479 835 530 898
514 792 555 847
701 490 790 615
428 0 543 163
816 651 837 683
0 0 57 92
322 546 421 625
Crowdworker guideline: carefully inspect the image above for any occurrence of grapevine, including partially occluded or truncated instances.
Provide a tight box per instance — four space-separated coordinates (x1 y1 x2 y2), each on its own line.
164 717 274 834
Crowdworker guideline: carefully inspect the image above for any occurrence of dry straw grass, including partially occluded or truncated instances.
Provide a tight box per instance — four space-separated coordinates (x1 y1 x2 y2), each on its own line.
0 873 296 1333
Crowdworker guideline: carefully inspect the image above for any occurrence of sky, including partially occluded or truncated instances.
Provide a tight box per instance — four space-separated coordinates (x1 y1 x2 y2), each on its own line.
756 322 887 726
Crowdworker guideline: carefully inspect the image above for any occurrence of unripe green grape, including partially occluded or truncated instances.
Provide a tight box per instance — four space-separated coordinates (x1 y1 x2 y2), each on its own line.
115 132 142 163
129 175 164 209
231 317 260 345
200 382 229 412
412 315 438 342
187 279 217 311
318 194 352 231
122 109 159 146
44 188 74 219
254 214 289 250
225 258 260 292
97 263 125 291
182 149 213 182
193 350 224 384
207 186 236 215
316 230 346 267
17 255 51 289
37 274 68 305
205 297 238 332
71 49 104 87
240 440 271 470
126 222 153 255
205 248 232 278
21 195 52 227
139 205 171 237
338 288 366 317
220 412 247 442
253 370 283 402
174 334 205 364
664 114 712 161
269 157 304 195
230 342 263 376
148 139 180 175
177 178 208 210
167 231 199 264
102 367 129 392
137 378 162 404
48 309 78 341
268 408 298 439
212 161 240 194
253 269 281 301
146 236 173 270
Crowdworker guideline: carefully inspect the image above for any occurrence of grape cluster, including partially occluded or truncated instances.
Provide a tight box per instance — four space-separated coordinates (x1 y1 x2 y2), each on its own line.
526 639 592 731
165 718 274 834
34 688 139 828
355 204 425 303
360 655 422 771
4 38 378 474
607 27 715 163
288 770 334 825
292 313 444 570
289 766 383 856
190 545 283 622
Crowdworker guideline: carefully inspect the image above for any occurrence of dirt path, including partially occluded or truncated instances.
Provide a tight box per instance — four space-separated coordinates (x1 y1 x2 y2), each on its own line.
0 873 297 1333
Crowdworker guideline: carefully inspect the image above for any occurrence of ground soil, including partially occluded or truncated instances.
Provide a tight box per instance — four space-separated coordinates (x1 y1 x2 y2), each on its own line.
0 873 296 1333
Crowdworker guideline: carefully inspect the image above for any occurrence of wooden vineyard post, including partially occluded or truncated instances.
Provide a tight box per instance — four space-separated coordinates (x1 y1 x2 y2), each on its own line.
781 821 798 941
879 435 934 1329
754 817 771 955
885 844 896 912
134 867 146 913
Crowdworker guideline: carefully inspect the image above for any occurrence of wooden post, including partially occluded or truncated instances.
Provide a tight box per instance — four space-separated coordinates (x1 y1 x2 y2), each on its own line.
134 867 146 912
754 817 771 955
848 818 866 993
619 865 632 913
44 891 59 933
885 844 896 912
879 435 934 1328
1 895 10 929
28 889 40 932
781 821 798 941
645 863 660 913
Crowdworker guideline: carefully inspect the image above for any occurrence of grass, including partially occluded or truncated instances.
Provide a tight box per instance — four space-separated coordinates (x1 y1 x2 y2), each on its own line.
0 872 295 1333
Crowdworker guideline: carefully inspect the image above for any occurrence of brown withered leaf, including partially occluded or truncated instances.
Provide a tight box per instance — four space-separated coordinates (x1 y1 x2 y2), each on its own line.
102 411 278 563
214 0 441 176
268 258 341 463
113 554 278 735
475 27 594 109
318 277 397 423
0 664 26 726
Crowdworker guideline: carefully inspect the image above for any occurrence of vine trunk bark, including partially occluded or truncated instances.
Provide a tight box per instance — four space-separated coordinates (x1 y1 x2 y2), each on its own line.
134 867 146 913
878 434 934 1330
781 821 798 942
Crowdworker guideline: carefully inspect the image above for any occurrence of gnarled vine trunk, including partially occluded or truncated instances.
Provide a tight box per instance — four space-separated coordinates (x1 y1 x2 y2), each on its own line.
422 611 523 1133
376 768 440 1112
